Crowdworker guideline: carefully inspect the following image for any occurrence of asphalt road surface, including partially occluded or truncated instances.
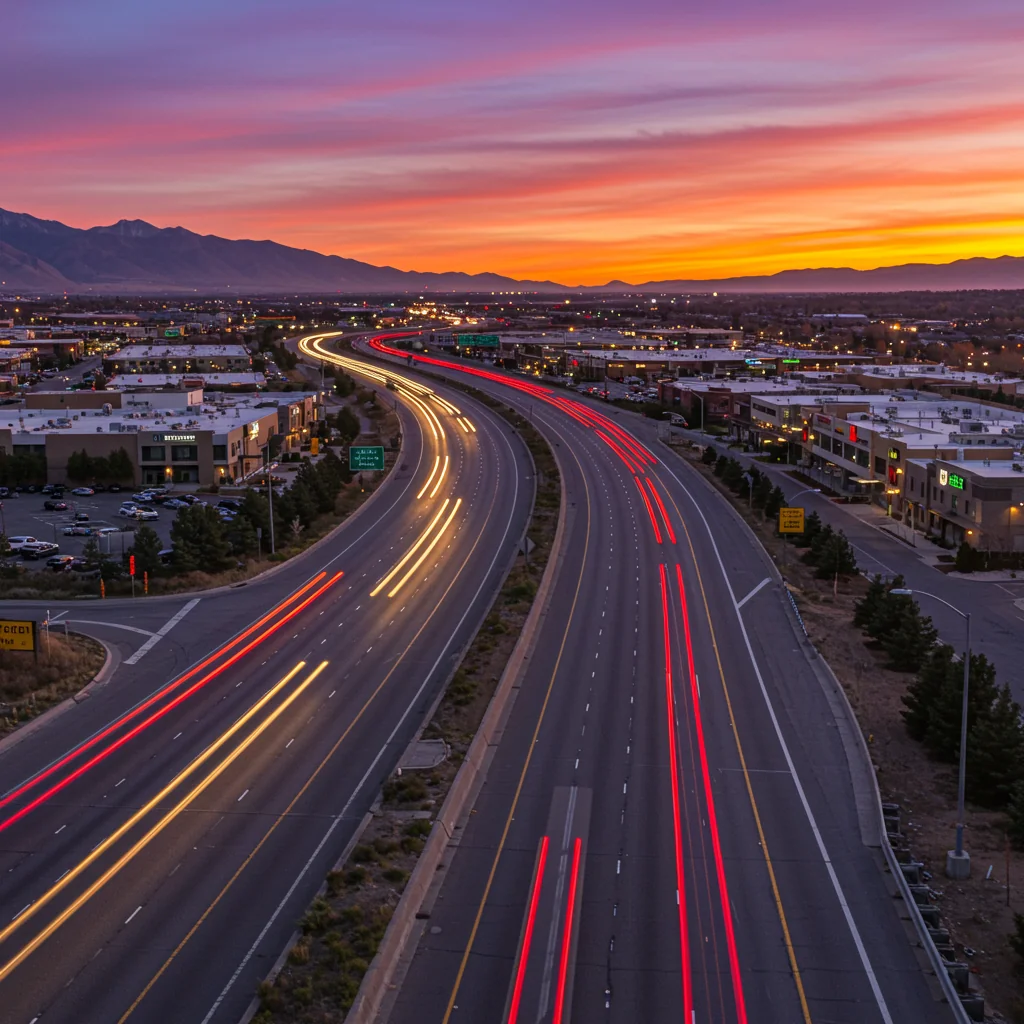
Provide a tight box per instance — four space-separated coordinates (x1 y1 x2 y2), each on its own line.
360 339 953 1024
0 354 533 1024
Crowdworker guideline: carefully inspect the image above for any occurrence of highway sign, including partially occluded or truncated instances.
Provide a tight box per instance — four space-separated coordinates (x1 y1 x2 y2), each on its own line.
0 619 36 652
455 334 499 348
778 507 805 534
349 445 385 471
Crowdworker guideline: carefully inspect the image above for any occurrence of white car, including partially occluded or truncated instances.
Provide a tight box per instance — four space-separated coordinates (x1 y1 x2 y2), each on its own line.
96 526 120 536
7 535 41 551
132 491 157 503
117 507 140 518
134 509 159 521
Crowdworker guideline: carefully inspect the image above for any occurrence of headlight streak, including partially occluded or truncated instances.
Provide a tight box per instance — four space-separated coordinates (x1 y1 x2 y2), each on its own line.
370 499 451 598
417 456 441 500
386 498 462 598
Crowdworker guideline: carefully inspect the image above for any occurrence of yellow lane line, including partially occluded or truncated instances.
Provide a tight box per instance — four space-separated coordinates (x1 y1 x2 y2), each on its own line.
658 469 813 1024
370 499 451 598
387 499 463 598
440 431 591 1024
0 662 327 984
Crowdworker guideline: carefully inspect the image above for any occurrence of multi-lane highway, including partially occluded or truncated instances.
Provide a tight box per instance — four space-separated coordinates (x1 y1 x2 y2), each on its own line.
0 350 533 1023
359 337 953 1024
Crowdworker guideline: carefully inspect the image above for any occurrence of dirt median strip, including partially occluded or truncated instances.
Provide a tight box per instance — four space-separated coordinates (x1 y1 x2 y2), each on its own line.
246 390 564 1024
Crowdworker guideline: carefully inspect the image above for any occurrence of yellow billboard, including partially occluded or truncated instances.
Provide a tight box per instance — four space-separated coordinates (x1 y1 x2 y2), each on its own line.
0 619 36 652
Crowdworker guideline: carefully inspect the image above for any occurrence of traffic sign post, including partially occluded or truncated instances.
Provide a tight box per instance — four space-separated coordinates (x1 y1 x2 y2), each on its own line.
349 446 386 472
778 507 805 534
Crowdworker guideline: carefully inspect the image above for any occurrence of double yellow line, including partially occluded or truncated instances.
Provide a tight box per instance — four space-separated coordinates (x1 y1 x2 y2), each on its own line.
0 660 328 983
370 498 463 599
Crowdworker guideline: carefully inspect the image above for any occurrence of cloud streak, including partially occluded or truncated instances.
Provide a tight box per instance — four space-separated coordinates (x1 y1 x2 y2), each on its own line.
3 0 1024 283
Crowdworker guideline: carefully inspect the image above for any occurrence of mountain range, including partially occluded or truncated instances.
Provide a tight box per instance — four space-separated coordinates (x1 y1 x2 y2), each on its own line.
2 207 1024 295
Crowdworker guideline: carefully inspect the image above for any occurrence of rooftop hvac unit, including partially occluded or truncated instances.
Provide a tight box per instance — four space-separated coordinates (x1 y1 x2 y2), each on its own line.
108 422 123 432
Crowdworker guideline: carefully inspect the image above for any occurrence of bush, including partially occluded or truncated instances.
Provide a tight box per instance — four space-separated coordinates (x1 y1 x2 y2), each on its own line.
700 445 717 466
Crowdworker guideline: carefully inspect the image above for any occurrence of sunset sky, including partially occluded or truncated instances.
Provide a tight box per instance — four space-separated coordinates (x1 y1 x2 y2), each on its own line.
5 0 1024 284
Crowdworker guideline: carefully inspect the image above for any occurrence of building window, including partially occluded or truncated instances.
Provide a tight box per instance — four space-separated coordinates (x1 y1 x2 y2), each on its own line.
213 445 227 461
171 445 198 462
951 495 958 512
874 456 885 474
172 466 199 483
964 500 970 516
141 446 165 461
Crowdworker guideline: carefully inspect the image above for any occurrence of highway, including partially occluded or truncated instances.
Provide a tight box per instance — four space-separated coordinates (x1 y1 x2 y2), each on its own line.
0 343 533 1023
360 339 953 1024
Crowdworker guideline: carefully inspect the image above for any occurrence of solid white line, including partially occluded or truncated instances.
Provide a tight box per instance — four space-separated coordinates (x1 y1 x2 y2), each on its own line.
736 577 771 610
67 619 155 637
200 399 525 1024
124 598 201 666
658 456 895 1024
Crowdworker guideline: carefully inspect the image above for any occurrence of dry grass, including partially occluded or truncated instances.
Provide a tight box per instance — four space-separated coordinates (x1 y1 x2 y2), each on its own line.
0 630 106 733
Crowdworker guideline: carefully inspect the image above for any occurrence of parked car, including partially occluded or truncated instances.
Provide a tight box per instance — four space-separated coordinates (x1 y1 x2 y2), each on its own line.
62 525 93 536
43 499 68 511
7 536 40 551
95 526 121 536
134 509 159 522
41 484 54 495
132 491 157 503
22 541 60 560
107 483 123 493
179 494 201 505
162 498 187 510
217 499 242 511
70 487 95 496
47 554 76 571
117 507 139 519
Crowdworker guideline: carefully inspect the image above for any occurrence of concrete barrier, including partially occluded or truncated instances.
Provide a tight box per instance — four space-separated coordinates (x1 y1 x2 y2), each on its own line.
345 442 570 1024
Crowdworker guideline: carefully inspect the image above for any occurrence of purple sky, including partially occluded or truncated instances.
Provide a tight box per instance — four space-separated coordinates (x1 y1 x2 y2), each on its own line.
4 0 1024 282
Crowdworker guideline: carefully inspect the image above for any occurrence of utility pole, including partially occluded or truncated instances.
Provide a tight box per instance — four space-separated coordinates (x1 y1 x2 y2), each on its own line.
266 447 275 555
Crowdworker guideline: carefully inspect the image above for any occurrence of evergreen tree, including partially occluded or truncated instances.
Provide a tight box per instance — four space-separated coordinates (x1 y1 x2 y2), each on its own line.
107 447 134 483
881 603 937 671
923 651 1000 763
903 644 956 742
335 406 361 441
713 454 728 477
722 458 744 491
854 574 888 629
128 525 163 575
813 530 857 579
967 684 1024 808
764 485 786 520
803 524 833 564
753 475 773 509
801 510 823 546
701 445 717 466
66 449 92 482
1006 781 1024 849
170 505 232 572
229 515 259 556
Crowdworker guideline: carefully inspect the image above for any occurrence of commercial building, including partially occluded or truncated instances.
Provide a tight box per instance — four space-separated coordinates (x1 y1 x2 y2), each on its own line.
0 389 322 487
102 344 252 376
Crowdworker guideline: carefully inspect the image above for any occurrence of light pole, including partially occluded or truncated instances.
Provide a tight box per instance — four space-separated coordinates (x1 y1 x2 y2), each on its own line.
891 587 972 879
694 393 705 439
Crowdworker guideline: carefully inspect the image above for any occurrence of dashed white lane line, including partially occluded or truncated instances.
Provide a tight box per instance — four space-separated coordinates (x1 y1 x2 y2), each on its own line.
124 905 142 925
54 824 66 835
285 738 295 749
237 789 249 802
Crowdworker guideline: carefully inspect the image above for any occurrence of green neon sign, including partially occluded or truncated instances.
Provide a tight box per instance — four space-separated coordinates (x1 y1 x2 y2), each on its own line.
949 473 965 490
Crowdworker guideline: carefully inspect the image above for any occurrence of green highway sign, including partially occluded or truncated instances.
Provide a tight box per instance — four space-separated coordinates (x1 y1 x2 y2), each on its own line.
349 445 385 471
455 334 499 348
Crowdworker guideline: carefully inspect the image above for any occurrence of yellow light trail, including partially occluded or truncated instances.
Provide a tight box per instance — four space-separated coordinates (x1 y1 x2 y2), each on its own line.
417 456 441 500
429 454 450 499
370 499 451 598
456 417 469 434
463 417 477 433
387 499 463 598
432 394 461 415
0 662 327 983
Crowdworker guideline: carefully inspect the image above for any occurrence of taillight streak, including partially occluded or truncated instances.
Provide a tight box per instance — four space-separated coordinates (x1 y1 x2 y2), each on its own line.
647 478 677 544
0 571 329 815
675 563 748 1024
507 835 549 1024
660 564 694 1021
551 835 582 1024
0 572 343 836
636 476 663 544
594 430 640 474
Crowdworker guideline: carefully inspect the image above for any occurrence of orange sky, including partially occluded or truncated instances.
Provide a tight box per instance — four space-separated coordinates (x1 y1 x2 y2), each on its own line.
4 2 1024 284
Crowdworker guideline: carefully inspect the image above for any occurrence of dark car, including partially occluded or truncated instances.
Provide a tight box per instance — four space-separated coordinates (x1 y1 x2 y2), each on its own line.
107 483 123 493
217 499 242 511
44 499 69 511
74 511 90 522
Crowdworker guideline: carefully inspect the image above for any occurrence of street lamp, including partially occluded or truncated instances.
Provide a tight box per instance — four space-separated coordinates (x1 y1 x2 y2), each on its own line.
891 588 971 880
693 393 705 438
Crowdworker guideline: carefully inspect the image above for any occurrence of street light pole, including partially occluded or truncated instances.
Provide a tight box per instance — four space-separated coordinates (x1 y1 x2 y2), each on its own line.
892 588 972 879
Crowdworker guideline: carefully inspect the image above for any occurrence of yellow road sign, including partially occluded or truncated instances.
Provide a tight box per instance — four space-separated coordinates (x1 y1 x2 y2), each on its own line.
0 619 36 652
778 507 805 534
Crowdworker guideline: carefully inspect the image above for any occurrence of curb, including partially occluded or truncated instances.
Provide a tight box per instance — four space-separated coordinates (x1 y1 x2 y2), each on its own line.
345 435 570 1024
0 632 118 760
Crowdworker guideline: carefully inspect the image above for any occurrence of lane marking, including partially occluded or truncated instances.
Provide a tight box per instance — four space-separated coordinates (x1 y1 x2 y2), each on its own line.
124 599 201 666
736 577 770 610
125 906 142 925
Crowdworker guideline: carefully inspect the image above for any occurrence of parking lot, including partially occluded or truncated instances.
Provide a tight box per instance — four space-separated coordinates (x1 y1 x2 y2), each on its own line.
1 489 175 570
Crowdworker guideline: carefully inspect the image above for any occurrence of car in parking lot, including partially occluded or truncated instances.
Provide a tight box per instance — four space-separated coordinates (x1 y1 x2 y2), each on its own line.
47 554 76 571
62 524 93 536
162 498 187 510
107 483 123 493
43 499 68 511
22 541 60 560
70 487 95 496
7 535 41 551
132 491 159 503
134 509 159 522
117 506 139 518
95 526 121 536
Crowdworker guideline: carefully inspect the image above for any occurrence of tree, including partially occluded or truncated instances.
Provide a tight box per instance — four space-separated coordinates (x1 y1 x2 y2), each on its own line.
1007 781 1024 849
700 445 717 466
854 574 891 629
764 485 786 520
903 645 955 742
106 447 134 483
722 458 744 491
170 505 232 572
967 684 1024 807
752 475 772 510
713 454 728 477
128 526 163 575
66 449 92 482
880 603 937 671
801 511 824 547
